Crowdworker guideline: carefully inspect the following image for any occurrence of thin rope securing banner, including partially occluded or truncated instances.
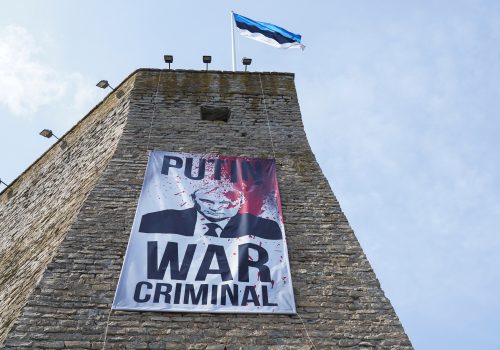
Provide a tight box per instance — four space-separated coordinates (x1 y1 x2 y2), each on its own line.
146 70 164 151
101 307 113 350
101 213 131 349
258 73 277 160
297 312 318 350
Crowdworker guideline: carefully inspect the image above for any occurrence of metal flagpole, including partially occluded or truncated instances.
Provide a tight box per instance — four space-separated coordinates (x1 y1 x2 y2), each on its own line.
231 11 236 71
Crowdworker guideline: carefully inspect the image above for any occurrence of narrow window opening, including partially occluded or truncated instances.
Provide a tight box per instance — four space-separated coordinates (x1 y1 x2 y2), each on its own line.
201 106 231 122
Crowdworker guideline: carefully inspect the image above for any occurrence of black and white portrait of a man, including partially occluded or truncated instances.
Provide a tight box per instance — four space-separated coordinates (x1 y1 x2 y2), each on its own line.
139 185 282 240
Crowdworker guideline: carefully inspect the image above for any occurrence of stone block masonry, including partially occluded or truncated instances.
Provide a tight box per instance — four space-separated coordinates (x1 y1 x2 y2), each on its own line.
1 69 412 349
0 73 136 345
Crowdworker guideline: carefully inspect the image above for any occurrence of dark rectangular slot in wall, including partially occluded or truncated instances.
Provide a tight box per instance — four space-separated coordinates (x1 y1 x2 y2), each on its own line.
200 106 231 122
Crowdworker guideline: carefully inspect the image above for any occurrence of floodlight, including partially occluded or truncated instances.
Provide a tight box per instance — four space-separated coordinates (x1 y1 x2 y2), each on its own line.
96 80 109 89
203 55 212 70
164 55 173 69
40 129 53 138
96 80 115 91
39 129 60 141
242 57 252 71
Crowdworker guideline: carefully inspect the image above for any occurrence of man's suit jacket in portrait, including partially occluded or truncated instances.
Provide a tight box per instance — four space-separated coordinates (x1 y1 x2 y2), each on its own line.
139 207 282 240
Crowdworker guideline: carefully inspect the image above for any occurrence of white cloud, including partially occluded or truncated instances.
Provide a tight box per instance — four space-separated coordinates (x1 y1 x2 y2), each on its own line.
0 25 98 116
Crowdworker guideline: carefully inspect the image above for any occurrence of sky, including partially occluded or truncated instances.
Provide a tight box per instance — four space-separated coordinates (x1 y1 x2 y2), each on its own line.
1 1 500 348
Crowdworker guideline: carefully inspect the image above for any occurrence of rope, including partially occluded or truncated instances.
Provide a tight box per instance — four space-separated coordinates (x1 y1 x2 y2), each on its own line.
297 312 318 350
102 207 133 349
258 73 277 159
101 307 113 349
146 70 163 151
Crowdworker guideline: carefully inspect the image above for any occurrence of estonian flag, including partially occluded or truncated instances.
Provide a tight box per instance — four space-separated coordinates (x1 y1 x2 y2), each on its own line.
233 12 305 50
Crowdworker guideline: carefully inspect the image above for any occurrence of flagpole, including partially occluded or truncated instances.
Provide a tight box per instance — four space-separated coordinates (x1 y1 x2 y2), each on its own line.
231 11 236 72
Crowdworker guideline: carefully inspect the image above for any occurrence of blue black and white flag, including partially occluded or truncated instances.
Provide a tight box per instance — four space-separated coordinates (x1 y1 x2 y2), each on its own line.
233 12 305 50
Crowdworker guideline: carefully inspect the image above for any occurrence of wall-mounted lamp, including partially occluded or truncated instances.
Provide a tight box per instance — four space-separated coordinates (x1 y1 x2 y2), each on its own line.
203 55 212 71
39 129 60 141
164 55 173 69
96 80 115 91
242 57 252 72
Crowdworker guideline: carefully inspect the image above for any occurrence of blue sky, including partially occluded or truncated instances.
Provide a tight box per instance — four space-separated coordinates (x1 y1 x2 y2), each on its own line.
1 1 500 348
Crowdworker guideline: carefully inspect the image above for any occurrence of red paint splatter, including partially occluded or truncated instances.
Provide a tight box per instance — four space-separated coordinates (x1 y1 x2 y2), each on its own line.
213 156 279 217
168 155 284 225
282 276 287 284
248 255 254 261
223 191 240 202
174 191 185 195
205 187 218 194
180 202 187 207
271 280 275 288
259 242 262 247
226 202 239 208
257 272 260 281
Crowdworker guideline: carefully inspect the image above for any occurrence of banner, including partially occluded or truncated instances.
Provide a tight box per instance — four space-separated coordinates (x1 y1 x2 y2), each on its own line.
113 151 296 314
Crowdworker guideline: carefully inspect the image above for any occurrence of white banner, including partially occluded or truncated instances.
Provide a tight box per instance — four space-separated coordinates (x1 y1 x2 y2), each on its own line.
113 151 296 314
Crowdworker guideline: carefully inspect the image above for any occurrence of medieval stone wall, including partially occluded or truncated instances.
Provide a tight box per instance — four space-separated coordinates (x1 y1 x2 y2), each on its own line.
0 75 136 344
2 69 412 349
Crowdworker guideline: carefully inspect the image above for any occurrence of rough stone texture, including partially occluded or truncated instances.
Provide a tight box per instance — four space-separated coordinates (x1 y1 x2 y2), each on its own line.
1 69 412 349
0 74 136 344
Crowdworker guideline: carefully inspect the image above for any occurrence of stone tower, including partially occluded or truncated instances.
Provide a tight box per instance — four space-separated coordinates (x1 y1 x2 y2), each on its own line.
0 69 412 349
